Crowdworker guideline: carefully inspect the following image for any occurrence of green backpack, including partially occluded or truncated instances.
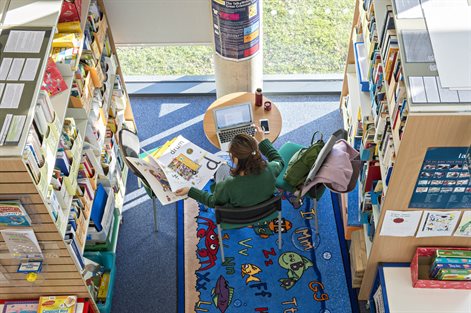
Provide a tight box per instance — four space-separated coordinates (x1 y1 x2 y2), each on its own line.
284 132 325 187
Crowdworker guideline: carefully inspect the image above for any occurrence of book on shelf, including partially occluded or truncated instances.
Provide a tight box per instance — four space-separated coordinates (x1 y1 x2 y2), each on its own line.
363 160 381 192
57 21 82 33
52 32 82 49
23 151 41 185
432 257 471 267
89 184 108 233
0 228 42 259
55 150 71 176
41 58 68 97
2 300 39 313
59 0 82 23
378 5 395 50
37 296 77 313
430 262 471 279
436 268 471 281
0 200 31 227
437 249 471 258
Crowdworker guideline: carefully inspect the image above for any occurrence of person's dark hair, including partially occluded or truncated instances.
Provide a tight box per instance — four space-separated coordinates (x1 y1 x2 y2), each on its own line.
229 134 266 176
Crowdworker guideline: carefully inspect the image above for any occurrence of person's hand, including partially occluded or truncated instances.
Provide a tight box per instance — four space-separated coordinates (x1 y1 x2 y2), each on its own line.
175 187 190 196
254 125 266 143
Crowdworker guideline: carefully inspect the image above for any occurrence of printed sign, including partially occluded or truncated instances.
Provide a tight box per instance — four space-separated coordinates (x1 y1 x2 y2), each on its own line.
409 147 471 208
211 0 260 60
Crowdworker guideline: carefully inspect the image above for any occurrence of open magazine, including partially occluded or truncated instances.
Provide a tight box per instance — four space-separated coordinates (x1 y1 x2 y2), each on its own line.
126 136 224 205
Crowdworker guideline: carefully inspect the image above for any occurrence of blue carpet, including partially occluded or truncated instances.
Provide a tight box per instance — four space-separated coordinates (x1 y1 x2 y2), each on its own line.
183 186 352 313
112 94 345 312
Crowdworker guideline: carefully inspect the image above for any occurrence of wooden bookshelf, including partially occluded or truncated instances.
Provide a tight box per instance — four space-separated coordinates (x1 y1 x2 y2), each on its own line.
0 1 136 312
340 0 471 301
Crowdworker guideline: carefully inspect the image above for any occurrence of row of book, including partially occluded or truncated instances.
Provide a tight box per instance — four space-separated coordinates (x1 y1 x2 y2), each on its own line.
51 21 83 70
352 3 408 240
429 249 471 281
24 92 60 186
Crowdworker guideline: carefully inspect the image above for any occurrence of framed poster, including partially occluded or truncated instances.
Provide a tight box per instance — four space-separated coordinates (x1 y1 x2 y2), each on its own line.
409 147 471 208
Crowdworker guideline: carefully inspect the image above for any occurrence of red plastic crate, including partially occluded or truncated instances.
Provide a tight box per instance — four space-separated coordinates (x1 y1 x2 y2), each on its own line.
411 247 471 290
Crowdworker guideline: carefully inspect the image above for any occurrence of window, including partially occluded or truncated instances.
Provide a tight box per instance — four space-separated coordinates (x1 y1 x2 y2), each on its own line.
117 0 354 76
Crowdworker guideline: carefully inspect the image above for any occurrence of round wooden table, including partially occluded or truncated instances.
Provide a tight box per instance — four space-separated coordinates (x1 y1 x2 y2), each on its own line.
203 92 282 149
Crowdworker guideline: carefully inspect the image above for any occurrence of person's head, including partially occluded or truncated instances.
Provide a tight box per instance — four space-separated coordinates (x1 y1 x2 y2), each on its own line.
229 134 266 176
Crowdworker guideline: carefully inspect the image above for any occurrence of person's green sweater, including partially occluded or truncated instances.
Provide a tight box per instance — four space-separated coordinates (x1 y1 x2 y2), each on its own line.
188 139 284 208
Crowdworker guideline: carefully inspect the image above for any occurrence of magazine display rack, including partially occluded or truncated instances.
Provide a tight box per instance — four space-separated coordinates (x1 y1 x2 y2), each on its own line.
0 0 136 312
340 0 471 300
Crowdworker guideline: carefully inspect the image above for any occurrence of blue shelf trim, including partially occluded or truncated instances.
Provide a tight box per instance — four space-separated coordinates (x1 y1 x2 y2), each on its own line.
331 192 360 313
370 263 410 313
177 200 185 313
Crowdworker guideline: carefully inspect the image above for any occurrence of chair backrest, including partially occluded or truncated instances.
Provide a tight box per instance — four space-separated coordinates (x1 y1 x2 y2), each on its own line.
215 194 282 225
118 128 145 181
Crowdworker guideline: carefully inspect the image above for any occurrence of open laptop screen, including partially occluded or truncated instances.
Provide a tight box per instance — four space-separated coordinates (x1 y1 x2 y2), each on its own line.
214 103 253 130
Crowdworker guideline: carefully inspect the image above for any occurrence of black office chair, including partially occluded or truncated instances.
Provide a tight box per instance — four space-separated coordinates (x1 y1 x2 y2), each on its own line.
215 194 282 262
118 128 158 232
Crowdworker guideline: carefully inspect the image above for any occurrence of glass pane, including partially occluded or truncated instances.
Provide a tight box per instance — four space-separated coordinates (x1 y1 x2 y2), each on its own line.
264 0 355 74
117 46 214 76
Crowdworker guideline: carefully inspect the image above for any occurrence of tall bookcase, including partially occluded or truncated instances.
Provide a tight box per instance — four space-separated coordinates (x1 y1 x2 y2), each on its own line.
0 0 136 312
340 0 471 300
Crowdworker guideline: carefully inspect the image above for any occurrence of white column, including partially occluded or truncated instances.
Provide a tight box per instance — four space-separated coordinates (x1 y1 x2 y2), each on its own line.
210 0 263 98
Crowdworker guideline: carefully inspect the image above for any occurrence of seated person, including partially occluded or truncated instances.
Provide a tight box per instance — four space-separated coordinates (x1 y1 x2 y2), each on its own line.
175 126 284 208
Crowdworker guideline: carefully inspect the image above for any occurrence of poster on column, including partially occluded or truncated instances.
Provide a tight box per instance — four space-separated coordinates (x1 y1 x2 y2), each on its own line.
409 147 471 208
211 0 260 60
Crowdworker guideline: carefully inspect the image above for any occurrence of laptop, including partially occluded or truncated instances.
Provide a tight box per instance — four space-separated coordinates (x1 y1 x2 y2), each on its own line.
213 102 256 151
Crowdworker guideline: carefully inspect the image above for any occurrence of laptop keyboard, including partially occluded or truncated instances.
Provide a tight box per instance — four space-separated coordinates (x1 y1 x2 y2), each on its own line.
219 125 256 143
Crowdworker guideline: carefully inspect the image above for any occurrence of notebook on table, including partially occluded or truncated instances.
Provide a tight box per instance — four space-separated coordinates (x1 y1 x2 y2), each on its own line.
212 102 256 151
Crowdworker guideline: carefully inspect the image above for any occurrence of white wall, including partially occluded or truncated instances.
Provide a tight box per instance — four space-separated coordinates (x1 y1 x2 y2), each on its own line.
103 0 212 45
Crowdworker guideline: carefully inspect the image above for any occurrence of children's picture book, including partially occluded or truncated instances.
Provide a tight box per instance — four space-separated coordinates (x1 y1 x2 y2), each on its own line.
0 229 43 259
416 210 461 237
126 156 185 205
2 300 38 313
41 58 68 97
37 296 77 313
0 200 31 226
436 249 471 259
156 135 223 191
380 210 423 237
126 135 223 205
454 210 471 237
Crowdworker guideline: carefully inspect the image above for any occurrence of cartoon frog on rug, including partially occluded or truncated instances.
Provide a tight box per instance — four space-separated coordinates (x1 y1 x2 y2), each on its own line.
278 252 314 290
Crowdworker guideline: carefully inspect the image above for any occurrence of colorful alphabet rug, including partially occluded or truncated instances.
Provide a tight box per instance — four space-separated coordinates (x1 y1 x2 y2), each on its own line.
179 189 353 313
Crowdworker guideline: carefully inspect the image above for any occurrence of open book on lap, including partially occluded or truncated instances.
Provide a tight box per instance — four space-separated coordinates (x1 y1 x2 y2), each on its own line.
127 135 224 205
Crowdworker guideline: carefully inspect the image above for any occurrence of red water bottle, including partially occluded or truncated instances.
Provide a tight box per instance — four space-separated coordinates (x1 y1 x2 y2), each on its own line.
255 88 263 106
